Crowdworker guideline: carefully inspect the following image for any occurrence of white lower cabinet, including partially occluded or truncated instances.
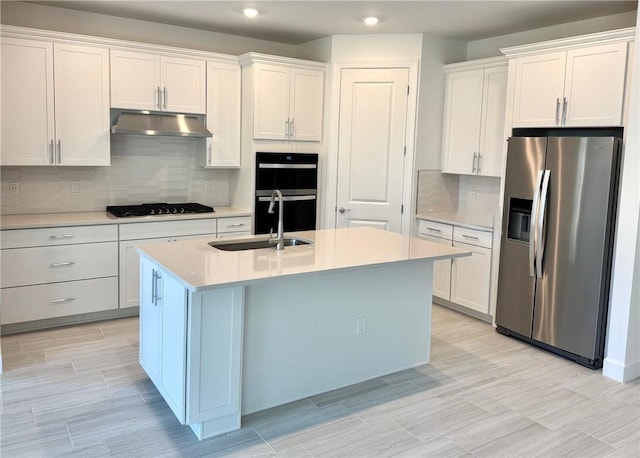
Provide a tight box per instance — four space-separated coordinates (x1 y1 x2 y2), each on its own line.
119 218 218 309
418 219 492 316
0 225 118 326
139 256 243 437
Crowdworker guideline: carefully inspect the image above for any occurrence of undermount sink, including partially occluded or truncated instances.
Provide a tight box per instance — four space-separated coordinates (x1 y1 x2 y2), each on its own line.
208 236 313 251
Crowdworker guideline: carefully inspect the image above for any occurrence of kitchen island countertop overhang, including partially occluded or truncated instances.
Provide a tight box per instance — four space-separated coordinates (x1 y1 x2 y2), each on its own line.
136 226 471 291
135 227 470 440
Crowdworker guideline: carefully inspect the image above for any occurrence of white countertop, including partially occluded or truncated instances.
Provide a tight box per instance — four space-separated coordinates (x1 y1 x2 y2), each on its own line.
137 226 470 292
0 207 251 230
416 211 495 231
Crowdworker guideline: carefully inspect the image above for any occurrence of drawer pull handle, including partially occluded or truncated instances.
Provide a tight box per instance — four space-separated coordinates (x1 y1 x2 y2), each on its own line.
227 223 245 228
50 262 75 268
50 297 76 304
49 234 76 239
461 234 480 240
427 228 442 233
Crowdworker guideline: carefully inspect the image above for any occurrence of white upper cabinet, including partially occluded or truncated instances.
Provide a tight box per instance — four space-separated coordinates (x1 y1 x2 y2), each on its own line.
111 50 206 114
441 58 507 177
243 54 325 142
511 42 629 127
204 61 241 167
1 37 110 166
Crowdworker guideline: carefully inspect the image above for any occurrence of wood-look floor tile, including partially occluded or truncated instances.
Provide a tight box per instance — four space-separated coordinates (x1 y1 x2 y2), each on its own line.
242 398 316 429
574 401 640 448
17 326 104 353
392 435 472 458
101 360 148 386
608 437 640 457
1 348 47 371
97 317 139 337
308 377 390 407
526 427 617 457
52 443 111 458
1 420 72 457
0 336 22 355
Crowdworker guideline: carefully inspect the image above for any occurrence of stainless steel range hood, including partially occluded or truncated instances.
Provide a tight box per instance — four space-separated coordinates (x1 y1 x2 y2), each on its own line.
110 110 212 138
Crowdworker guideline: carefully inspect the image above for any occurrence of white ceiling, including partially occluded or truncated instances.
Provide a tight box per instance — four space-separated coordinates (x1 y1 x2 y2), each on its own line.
28 1 637 45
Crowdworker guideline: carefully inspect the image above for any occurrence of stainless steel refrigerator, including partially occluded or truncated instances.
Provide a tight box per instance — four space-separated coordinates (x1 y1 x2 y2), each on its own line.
495 134 621 368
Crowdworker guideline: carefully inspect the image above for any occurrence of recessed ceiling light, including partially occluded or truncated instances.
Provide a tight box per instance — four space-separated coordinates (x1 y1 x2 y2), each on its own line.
363 16 379 26
243 8 259 18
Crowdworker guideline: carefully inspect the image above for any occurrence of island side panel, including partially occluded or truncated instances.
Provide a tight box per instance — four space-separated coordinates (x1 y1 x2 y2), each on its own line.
242 259 434 414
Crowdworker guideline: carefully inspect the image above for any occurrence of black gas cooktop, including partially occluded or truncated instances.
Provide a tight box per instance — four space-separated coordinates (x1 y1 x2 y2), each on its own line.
106 202 215 217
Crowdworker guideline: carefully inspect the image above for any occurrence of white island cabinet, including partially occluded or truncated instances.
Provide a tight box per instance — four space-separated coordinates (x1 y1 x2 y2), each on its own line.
137 227 469 440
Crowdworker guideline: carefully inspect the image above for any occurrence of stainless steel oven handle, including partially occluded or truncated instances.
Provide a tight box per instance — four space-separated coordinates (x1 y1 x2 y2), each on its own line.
258 195 316 202
258 163 317 169
529 170 543 278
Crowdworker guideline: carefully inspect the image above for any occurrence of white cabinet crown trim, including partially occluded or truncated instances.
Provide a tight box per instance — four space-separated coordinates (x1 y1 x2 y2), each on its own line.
1 25 238 63
238 52 327 70
444 56 507 73
501 27 635 57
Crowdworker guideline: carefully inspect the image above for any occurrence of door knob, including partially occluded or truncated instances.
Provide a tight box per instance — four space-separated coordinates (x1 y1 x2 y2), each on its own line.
338 207 351 213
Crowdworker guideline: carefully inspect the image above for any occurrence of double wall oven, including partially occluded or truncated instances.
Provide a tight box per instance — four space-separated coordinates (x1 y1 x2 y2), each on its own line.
254 152 318 235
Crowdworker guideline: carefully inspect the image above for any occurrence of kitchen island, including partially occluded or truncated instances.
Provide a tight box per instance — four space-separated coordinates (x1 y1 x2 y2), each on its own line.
136 227 469 440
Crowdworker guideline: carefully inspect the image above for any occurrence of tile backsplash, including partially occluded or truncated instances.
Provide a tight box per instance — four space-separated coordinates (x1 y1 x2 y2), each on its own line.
416 169 501 218
0 136 233 215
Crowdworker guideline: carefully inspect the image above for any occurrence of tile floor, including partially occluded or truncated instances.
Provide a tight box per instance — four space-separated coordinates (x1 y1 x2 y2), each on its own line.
1 305 638 457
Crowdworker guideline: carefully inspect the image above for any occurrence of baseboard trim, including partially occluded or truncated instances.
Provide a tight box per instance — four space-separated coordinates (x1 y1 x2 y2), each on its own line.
603 357 640 382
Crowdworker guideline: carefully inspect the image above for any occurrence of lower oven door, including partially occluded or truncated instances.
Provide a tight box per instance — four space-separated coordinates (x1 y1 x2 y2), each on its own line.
255 195 317 234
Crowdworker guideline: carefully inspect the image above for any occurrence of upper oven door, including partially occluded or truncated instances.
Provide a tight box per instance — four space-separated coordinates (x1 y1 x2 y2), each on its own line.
255 152 318 192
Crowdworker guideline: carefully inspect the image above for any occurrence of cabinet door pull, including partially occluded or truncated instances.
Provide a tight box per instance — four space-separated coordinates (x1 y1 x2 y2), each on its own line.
562 97 568 126
50 140 55 164
156 86 161 109
427 227 442 233
284 119 290 138
151 269 157 305
461 234 480 240
56 139 61 164
477 153 483 174
50 297 75 305
472 153 477 173
226 223 245 228
162 87 167 110
208 144 212 165
290 118 294 140
50 261 75 268
555 97 561 125
49 234 76 239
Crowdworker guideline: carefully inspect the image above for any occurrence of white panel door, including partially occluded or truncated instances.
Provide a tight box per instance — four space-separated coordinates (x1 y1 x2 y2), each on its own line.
336 68 409 233
54 43 110 166
253 64 290 140
512 51 566 127
289 67 324 141
162 56 206 114
110 50 160 110
478 66 508 177
441 69 484 175
1 37 54 166
206 61 241 167
563 42 628 127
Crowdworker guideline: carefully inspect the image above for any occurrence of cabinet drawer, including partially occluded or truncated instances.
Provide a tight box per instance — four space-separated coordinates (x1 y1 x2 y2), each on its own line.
119 218 217 240
0 277 118 325
217 216 251 234
453 226 492 248
0 242 118 288
418 220 453 240
1 225 117 249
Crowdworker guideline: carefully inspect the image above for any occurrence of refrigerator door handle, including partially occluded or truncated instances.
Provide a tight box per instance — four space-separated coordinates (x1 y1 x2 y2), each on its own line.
536 170 551 278
529 170 544 278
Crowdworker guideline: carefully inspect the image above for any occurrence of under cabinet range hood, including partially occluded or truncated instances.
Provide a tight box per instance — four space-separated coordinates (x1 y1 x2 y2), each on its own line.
110 110 212 138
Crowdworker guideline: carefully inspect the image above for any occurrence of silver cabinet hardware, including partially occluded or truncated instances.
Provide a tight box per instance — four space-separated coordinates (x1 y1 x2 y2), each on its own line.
49 234 76 239
289 118 294 140
50 140 55 164
50 297 75 304
426 227 442 233
156 86 161 109
461 234 480 240
555 97 561 125
338 207 351 213
56 139 61 164
472 153 478 173
208 144 212 165
562 97 568 126
162 87 167 110
50 261 75 268
477 153 483 174
226 223 245 228
151 269 162 305
284 119 290 139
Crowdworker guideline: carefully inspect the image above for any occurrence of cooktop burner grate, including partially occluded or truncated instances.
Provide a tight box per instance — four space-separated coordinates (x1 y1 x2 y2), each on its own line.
106 202 215 217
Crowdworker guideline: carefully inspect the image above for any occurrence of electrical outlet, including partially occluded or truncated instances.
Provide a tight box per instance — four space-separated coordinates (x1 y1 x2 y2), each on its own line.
9 182 19 195
356 316 367 335
471 187 477 199
70 180 80 193
204 180 211 192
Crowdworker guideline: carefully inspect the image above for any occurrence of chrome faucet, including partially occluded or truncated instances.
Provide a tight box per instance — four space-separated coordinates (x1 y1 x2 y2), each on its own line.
268 189 285 250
